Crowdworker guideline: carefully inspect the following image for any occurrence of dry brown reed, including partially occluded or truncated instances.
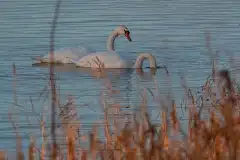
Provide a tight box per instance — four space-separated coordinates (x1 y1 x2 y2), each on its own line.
49 0 62 155
4 50 240 160
0 151 6 160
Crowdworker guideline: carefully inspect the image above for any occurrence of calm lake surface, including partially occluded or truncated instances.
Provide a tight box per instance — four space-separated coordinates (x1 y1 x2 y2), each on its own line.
1 0 240 154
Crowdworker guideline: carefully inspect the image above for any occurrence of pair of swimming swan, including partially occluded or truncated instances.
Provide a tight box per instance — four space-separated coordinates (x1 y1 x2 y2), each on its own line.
34 25 157 69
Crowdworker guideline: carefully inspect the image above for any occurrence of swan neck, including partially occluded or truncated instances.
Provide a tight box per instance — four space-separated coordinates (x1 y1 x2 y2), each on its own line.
134 53 157 69
107 31 118 51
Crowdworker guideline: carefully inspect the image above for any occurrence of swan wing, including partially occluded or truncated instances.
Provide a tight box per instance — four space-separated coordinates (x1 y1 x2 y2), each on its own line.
33 48 91 64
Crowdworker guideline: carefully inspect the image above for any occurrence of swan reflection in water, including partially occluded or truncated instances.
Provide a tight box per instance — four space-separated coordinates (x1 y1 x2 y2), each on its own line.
32 64 158 157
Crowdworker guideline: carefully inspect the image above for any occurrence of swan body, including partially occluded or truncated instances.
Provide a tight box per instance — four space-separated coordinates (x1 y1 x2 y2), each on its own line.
73 52 157 69
32 25 132 65
71 51 132 68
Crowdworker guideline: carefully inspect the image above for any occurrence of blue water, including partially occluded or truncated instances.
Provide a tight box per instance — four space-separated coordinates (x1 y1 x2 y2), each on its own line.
1 0 240 156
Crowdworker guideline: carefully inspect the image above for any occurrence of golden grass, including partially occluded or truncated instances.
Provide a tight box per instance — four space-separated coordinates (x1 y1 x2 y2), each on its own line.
3 64 239 160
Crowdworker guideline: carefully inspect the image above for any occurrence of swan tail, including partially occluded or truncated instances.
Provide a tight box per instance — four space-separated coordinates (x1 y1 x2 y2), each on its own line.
65 57 80 64
32 56 80 65
32 56 48 64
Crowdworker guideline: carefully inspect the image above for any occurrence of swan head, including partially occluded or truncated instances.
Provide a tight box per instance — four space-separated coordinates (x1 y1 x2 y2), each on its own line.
114 25 132 42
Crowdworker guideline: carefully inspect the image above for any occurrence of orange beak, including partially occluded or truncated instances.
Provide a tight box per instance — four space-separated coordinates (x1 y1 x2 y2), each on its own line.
125 32 132 42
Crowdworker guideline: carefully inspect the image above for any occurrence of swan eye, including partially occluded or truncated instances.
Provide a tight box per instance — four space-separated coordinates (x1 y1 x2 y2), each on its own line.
124 30 130 35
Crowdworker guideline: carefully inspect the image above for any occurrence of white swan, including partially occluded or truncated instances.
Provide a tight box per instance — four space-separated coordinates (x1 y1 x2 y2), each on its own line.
73 52 157 69
32 25 132 64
